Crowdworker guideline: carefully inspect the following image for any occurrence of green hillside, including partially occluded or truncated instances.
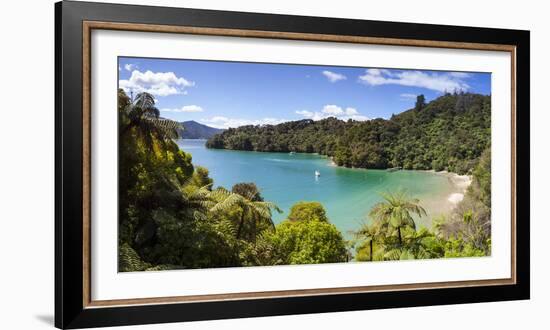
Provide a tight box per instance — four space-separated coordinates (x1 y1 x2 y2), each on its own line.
206 93 491 174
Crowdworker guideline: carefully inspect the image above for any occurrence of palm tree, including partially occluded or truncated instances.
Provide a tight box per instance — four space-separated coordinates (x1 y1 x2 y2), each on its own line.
119 90 182 145
354 223 378 261
369 190 427 245
210 188 282 240
384 228 439 260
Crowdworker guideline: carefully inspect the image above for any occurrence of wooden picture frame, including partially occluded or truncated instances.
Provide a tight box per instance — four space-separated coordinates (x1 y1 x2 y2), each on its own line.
55 1 530 328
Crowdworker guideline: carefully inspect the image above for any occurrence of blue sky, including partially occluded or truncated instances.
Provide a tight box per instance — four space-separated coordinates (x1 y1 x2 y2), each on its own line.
118 57 491 128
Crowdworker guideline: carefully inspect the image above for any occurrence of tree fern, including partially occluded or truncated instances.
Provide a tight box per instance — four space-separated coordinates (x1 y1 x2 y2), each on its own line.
209 187 281 240
118 243 151 272
369 190 426 244
121 91 182 144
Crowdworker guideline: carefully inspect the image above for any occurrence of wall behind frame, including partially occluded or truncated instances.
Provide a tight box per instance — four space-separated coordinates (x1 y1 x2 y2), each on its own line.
0 0 544 329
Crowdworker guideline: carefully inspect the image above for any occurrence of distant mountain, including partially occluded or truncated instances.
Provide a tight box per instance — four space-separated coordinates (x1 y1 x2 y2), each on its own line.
178 120 223 139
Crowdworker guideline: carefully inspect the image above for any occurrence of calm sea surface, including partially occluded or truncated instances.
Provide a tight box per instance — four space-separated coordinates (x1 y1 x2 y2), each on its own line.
176 139 459 236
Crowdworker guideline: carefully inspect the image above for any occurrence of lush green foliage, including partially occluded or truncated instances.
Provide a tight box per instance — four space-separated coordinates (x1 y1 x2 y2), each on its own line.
258 219 348 264
369 191 426 244
118 89 248 270
435 148 491 254
231 182 264 201
248 202 348 265
288 201 329 222
354 155 491 261
206 93 490 174
118 90 349 271
118 89 491 272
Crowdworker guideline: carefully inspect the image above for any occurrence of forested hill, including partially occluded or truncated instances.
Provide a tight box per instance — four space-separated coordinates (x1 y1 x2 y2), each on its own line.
206 93 491 174
177 120 223 139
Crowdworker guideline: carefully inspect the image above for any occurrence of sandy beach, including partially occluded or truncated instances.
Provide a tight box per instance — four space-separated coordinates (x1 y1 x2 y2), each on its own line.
323 159 473 227
411 170 472 227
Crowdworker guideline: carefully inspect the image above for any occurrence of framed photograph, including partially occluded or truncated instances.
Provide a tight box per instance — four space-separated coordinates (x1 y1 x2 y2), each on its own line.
55 1 530 328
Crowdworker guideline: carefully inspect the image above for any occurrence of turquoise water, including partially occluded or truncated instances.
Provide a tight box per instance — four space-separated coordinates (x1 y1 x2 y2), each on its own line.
176 139 459 236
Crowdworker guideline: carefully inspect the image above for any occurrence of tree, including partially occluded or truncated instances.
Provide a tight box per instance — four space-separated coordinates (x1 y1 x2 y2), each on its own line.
210 188 281 241
178 179 216 220
288 201 328 222
354 223 378 261
148 207 242 268
256 202 347 265
369 190 426 245
118 89 198 269
261 217 348 264
380 227 442 260
415 94 426 111
119 243 151 272
119 90 182 146
205 93 491 175
232 182 264 201
434 148 491 254
188 166 214 191
472 148 491 208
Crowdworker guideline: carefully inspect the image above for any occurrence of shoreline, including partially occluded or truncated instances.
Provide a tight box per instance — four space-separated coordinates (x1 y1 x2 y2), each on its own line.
205 143 473 203
416 170 472 227
325 157 473 223
327 156 473 201
423 169 472 205
183 140 473 231
197 140 472 219
326 157 473 223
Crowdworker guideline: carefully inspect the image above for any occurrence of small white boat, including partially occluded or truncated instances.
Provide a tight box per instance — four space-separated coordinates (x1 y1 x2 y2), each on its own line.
315 170 321 177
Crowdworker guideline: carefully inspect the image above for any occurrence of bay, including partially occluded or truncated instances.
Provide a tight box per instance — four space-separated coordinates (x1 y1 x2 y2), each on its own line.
176 139 464 236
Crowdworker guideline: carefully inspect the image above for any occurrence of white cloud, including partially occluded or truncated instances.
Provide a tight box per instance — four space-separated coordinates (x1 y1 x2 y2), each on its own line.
202 104 367 129
358 69 470 93
449 72 471 78
400 93 418 99
367 68 393 76
201 116 288 129
161 105 204 113
296 110 326 121
344 107 358 115
322 70 347 83
119 70 195 97
296 105 369 122
296 110 314 117
124 63 137 71
322 104 344 115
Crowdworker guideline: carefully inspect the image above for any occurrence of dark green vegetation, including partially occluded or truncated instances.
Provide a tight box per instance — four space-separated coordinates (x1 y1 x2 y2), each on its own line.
353 160 491 261
352 149 491 261
206 93 490 174
177 120 223 139
118 90 348 271
118 90 491 271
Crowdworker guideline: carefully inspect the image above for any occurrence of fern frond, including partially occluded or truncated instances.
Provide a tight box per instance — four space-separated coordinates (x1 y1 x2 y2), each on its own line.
143 117 182 139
